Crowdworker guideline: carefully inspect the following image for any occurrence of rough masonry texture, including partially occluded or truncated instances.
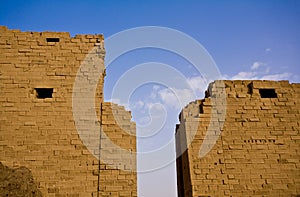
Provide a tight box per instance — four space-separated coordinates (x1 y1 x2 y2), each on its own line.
176 80 300 196
0 162 42 197
0 26 137 196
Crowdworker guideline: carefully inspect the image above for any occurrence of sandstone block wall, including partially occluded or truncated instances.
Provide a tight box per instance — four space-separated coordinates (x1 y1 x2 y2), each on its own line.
100 102 137 197
0 26 137 196
176 80 300 196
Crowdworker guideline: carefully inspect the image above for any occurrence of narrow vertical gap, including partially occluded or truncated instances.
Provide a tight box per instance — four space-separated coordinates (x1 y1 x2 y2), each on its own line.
97 103 103 197
247 82 253 95
199 104 204 114
219 120 226 189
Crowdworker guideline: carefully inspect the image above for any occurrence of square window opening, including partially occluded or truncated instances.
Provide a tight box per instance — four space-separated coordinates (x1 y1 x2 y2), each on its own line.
259 89 277 98
35 88 53 99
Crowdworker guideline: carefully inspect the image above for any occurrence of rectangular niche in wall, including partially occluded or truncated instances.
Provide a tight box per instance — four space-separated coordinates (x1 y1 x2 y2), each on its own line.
46 38 60 42
35 88 53 99
259 88 277 98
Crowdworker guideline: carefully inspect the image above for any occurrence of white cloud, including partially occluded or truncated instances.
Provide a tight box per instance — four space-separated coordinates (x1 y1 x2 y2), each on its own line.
131 100 144 110
186 76 207 98
230 71 292 81
158 89 178 108
152 85 160 91
135 76 208 111
150 85 160 99
265 48 271 52
265 67 271 74
144 102 155 110
229 62 293 81
228 59 294 81
231 71 258 80
251 61 265 70
260 72 292 80
158 88 195 109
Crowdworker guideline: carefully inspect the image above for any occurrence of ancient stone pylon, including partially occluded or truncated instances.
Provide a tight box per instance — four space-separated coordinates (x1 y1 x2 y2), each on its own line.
176 80 300 196
0 26 137 197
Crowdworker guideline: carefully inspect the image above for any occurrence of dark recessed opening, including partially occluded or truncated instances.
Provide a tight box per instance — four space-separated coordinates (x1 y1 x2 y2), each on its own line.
247 83 253 94
35 88 53 99
259 89 277 98
46 38 60 42
199 104 204 114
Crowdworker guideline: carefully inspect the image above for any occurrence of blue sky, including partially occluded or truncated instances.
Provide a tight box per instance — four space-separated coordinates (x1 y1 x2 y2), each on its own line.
1 1 300 196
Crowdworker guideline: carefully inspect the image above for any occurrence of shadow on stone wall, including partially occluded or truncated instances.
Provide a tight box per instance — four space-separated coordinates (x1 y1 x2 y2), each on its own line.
0 162 42 197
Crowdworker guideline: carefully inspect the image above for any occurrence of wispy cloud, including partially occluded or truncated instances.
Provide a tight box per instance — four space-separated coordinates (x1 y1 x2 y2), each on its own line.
186 76 207 98
265 48 271 53
131 100 145 110
130 76 208 112
231 70 293 81
231 71 258 80
158 88 195 109
229 61 293 81
154 76 208 109
260 72 292 80
251 61 265 70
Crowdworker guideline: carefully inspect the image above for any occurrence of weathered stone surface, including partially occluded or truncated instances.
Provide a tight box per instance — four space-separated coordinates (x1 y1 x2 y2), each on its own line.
176 80 300 196
0 26 137 196
0 162 42 197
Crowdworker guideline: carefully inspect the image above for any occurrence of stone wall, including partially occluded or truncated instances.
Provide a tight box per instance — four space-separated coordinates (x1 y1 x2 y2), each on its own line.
176 80 300 196
0 26 137 196
100 102 137 197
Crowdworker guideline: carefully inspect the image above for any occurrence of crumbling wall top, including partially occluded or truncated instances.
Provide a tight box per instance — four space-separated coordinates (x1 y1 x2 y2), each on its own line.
0 25 104 43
